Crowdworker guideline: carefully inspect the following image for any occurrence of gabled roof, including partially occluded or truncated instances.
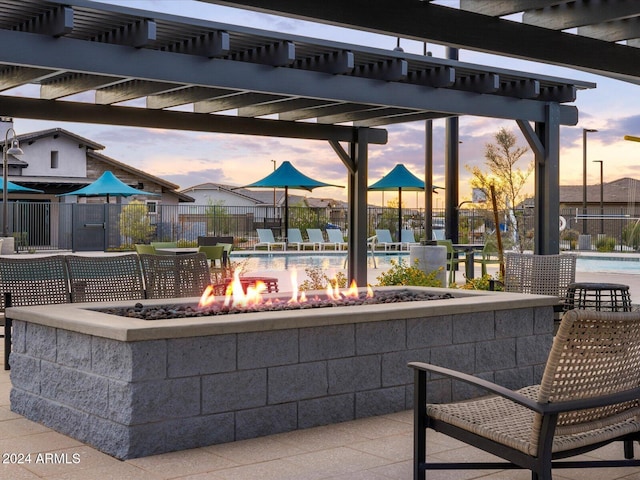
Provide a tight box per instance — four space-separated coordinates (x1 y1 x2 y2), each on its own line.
88 151 194 202
18 128 104 151
181 182 286 205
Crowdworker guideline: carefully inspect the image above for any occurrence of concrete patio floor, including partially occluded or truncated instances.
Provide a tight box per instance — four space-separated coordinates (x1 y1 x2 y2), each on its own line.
3 332 640 478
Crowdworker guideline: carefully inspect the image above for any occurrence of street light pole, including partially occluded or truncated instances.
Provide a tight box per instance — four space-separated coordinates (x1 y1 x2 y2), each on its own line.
582 128 598 234
2 128 23 238
593 160 604 234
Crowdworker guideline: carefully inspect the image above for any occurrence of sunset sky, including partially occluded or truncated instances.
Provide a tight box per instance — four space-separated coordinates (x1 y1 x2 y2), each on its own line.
8 0 640 207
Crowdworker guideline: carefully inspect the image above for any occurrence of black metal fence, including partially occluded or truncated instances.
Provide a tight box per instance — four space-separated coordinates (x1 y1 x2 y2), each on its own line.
2 201 639 253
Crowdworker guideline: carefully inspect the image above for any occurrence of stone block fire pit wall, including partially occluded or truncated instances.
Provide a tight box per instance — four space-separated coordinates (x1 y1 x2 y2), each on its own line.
8 287 557 459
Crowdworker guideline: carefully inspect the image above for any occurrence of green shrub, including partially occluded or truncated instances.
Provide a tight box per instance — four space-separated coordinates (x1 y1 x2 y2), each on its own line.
595 236 616 252
455 274 502 291
299 266 348 291
375 259 442 287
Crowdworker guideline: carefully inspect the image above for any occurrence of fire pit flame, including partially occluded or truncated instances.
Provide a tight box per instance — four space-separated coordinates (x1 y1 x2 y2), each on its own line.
198 268 374 309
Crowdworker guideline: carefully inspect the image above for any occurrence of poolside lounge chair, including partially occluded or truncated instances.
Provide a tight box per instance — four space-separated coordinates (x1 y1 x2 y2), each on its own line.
287 228 317 250
255 228 286 251
307 229 333 250
374 229 402 250
400 229 420 250
326 229 348 250
410 309 640 479
432 229 446 241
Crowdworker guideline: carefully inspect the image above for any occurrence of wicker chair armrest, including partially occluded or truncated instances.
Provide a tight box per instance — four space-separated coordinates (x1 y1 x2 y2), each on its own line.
410 361 640 416
409 361 542 412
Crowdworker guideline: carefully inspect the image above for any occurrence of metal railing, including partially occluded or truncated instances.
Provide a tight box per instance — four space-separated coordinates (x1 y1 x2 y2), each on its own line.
2 202 639 253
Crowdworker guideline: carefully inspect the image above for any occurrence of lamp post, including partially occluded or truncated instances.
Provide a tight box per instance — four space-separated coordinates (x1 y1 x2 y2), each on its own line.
582 128 598 234
593 160 604 234
3 128 23 238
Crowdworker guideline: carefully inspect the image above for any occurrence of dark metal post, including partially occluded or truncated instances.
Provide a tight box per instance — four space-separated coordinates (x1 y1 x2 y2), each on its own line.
424 120 433 241
582 128 597 234
593 160 604 234
445 47 459 242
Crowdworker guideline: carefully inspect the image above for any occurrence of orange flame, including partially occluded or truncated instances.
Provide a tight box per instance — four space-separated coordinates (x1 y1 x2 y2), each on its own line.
198 270 374 309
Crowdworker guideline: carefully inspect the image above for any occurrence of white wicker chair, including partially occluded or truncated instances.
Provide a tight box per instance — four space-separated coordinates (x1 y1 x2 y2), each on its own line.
410 309 640 480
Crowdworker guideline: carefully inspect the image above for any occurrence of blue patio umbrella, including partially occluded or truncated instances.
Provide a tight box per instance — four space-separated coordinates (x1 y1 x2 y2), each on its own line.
240 161 343 240
58 171 159 202
369 164 439 241
0 179 43 193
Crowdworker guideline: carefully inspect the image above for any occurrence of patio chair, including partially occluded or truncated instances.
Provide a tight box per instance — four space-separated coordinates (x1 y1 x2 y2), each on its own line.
374 229 402 250
410 309 640 480
134 244 156 255
287 228 317 250
503 252 577 298
1 255 71 370
326 229 348 250
255 228 286 251
307 228 333 250
150 241 178 248
400 229 420 250
139 253 211 299
198 245 226 282
436 239 463 285
474 239 501 276
65 254 145 303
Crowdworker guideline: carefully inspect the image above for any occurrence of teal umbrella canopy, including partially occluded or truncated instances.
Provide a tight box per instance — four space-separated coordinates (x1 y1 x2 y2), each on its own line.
0 179 43 193
369 164 436 242
368 164 425 191
243 161 341 191
58 171 159 201
241 161 343 241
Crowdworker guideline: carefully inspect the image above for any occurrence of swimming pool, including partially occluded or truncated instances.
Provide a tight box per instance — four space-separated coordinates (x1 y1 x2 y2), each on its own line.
230 252 640 275
230 252 405 271
576 256 640 274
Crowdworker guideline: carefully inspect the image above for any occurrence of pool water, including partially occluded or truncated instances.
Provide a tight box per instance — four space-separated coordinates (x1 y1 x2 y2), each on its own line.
230 252 406 272
230 252 640 275
576 257 640 274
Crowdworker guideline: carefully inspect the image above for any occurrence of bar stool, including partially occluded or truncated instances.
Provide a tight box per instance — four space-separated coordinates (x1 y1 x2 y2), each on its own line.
563 282 632 312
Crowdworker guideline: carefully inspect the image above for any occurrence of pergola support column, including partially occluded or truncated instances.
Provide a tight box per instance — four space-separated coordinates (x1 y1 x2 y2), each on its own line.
330 128 369 286
347 129 369 285
533 103 561 254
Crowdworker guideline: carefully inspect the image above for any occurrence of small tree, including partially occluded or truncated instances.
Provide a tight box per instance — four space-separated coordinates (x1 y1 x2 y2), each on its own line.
466 127 533 251
119 200 154 245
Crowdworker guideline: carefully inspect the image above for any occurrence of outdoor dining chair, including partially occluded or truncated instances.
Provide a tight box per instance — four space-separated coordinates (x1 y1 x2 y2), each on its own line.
287 228 317 250
436 239 463 285
65 254 145 303
198 245 226 283
474 240 501 276
139 252 211 299
410 309 640 480
374 229 402 250
134 244 156 255
255 228 286 250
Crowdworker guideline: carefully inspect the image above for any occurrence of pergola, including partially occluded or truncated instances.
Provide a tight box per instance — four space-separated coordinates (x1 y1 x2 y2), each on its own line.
0 0 599 284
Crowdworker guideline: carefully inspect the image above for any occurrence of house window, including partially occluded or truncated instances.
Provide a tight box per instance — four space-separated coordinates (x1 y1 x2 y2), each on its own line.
146 200 158 214
50 151 59 169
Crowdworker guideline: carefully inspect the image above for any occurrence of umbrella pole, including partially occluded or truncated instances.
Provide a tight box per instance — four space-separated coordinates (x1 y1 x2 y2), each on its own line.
284 186 289 245
398 187 402 242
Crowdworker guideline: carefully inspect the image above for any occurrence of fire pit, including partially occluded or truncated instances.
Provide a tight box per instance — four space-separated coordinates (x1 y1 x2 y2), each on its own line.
8 286 558 460
100 288 453 320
